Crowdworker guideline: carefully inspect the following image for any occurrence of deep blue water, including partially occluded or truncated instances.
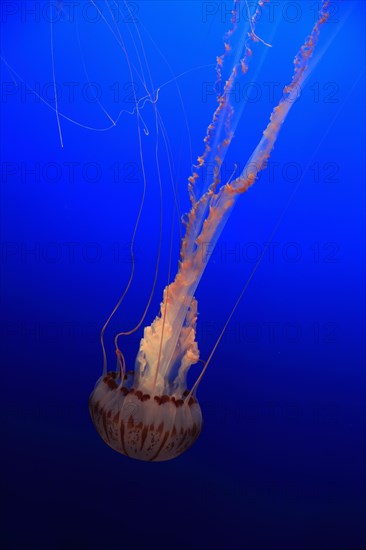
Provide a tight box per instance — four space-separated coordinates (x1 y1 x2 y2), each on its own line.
1 1 365 549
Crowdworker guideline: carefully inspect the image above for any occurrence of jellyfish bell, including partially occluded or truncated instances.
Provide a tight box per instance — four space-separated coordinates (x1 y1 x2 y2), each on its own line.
89 373 202 462
89 0 331 461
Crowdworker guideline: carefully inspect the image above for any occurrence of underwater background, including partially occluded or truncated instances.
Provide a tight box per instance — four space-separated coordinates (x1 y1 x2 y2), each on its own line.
1 1 365 548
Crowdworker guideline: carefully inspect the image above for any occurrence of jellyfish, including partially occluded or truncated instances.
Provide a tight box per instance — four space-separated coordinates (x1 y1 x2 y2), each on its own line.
89 0 331 461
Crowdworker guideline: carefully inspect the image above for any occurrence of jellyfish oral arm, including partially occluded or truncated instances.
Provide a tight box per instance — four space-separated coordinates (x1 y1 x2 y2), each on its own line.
133 0 330 400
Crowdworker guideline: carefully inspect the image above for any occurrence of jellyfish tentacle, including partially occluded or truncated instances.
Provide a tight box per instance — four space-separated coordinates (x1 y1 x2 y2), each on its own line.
49 0 63 148
99 1 157 375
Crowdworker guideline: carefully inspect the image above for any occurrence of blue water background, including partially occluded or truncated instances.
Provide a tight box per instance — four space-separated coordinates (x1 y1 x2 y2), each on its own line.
1 1 365 548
